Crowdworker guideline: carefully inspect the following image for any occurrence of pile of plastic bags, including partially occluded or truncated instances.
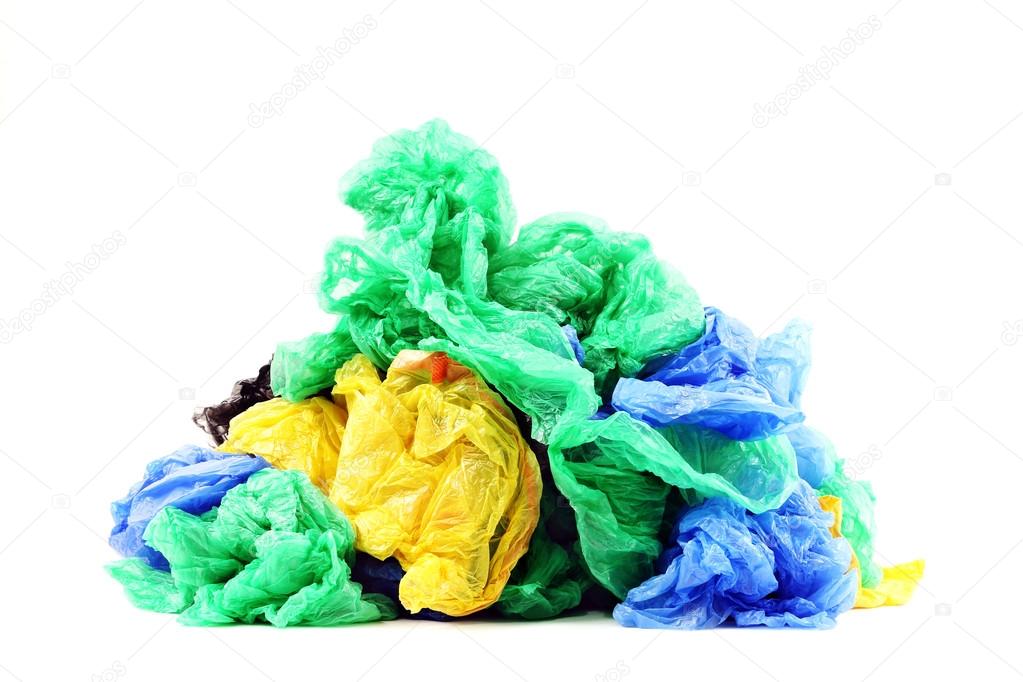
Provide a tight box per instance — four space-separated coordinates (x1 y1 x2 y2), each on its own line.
107 120 922 629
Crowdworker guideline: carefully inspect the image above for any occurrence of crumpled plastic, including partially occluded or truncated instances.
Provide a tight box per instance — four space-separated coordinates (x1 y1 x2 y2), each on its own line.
613 481 858 629
107 119 919 629
612 307 806 439
855 562 925 607
548 413 800 598
193 361 275 445
106 468 396 626
330 351 541 616
264 121 812 604
819 495 924 606
487 213 705 394
219 395 345 492
269 121 703 441
224 349 542 617
109 445 270 570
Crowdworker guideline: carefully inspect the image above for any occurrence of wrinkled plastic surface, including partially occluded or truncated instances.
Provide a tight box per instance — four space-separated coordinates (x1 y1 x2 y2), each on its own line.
612 308 806 439
270 121 704 438
549 413 799 598
105 119 916 629
331 351 540 616
219 395 345 492
109 445 269 570
855 561 925 607
230 350 542 616
496 473 590 619
487 213 705 394
107 468 396 626
613 482 858 629
272 330 359 402
193 361 275 445
267 122 834 606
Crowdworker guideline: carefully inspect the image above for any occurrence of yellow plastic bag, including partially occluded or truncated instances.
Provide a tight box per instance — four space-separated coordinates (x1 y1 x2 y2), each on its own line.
819 495 924 608
219 396 345 492
222 351 541 617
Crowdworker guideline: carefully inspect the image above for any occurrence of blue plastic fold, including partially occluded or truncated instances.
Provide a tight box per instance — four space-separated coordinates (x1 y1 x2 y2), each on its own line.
109 445 270 570
611 307 808 440
613 481 857 629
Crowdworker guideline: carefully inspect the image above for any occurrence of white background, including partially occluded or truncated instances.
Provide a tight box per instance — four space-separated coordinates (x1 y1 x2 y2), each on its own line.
2 1 1021 680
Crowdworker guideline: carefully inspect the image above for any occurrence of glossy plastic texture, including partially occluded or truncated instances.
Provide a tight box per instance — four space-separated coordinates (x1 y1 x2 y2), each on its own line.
329 351 541 616
108 445 269 570
611 308 806 439
106 120 918 630
613 482 858 629
229 349 542 617
219 396 345 492
107 469 396 626
549 413 799 598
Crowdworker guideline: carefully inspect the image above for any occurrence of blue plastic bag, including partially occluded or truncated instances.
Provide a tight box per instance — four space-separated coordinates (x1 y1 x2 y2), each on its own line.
109 445 270 570
613 481 857 629
612 307 807 440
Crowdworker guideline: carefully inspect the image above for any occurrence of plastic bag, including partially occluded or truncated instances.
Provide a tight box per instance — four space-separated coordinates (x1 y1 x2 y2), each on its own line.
270 121 703 442
219 396 345 492
611 308 805 439
328 350 541 616
487 213 705 393
228 350 542 617
106 468 396 626
548 413 799 598
104 119 918 630
272 329 360 402
193 361 274 445
109 445 269 570
856 561 925 607
612 481 858 629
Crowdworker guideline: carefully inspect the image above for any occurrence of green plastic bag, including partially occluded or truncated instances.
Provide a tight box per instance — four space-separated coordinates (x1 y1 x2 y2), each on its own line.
270 121 704 435
488 213 704 393
106 469 396 626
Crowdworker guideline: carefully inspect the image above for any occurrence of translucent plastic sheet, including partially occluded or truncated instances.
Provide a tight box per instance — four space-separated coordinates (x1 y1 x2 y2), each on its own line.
107 119 919 629
228 350 542 617
219 395 345 492
487 213 705 394
107 469 395 626
496 478 590 620
613 482 858 629
548 413 799 597
109 445 269 570
611 308 806 439
330 351 541 616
